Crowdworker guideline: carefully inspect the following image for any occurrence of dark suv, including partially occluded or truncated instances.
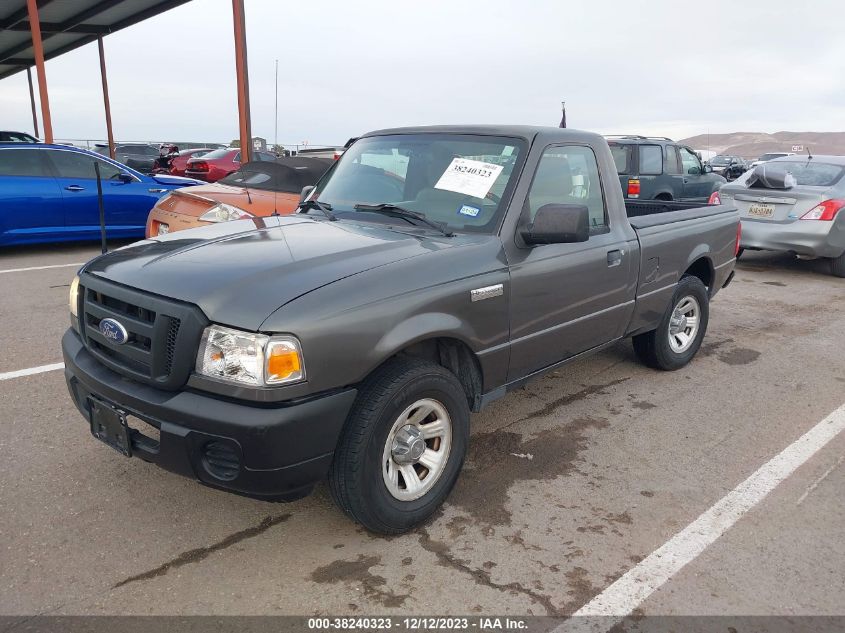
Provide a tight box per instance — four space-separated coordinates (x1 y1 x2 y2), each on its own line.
606 136 726 202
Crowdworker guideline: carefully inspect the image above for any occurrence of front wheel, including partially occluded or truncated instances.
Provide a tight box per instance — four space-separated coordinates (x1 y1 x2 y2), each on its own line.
328 358 469 534
632 275 710 371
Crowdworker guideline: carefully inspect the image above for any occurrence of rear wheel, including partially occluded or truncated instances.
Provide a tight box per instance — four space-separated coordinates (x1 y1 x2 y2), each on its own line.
831 252 845 278
633 275 710 371
328 357 469 534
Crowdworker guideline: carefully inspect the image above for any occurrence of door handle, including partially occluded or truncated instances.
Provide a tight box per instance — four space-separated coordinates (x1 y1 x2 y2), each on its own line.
607 249 623 267
64 185 84 192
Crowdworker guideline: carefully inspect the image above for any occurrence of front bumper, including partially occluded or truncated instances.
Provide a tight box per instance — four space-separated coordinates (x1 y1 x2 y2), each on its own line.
740 217 845 258
62 329 357 501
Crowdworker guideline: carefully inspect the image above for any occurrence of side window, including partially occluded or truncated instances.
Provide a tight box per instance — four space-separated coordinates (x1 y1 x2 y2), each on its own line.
526 145 608 232
47 150 122 180
679 147 701 175
609 144 631 174
234 152 241 162
639 145 663 175
664 145 681 175
0 149 51 177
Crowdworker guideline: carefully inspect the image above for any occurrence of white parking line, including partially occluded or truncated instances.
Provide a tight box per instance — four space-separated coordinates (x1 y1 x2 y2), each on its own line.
0 262 83 275
0 362 65 381
556 402 845 631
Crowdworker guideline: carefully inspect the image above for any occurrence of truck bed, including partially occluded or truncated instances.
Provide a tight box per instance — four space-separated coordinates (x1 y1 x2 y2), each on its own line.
625 200 733 229
624 201 739 337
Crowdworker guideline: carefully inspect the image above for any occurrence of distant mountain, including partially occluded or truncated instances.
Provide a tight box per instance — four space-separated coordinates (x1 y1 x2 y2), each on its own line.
677 132 845 159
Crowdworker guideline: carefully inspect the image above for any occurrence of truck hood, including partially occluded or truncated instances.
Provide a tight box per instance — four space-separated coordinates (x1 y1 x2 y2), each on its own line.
83 216 466 331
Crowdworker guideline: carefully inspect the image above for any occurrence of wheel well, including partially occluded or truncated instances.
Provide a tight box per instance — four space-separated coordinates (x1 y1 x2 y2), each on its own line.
393 338 483 412
684 257 713 290
654 192 673 201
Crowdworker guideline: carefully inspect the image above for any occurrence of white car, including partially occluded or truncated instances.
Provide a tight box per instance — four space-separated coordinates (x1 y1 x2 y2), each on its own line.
748 152 795 169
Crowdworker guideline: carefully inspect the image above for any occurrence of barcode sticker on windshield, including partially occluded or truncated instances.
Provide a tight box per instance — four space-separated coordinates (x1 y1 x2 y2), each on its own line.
434 158 504 199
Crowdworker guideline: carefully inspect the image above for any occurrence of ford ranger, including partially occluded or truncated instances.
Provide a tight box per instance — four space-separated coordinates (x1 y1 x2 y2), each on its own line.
63 125 740 534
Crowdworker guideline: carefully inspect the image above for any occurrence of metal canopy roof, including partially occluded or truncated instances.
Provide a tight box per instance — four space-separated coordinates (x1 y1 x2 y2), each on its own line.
0 0 191 81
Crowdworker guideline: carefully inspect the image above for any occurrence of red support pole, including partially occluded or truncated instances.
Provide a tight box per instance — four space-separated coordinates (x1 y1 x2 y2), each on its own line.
231 0 252 163
97 37 115 160
26 0 53 143
26 67 39 138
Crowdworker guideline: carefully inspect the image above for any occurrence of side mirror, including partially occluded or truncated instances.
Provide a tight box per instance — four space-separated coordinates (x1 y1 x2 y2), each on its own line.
299 185 314 203
521 204 590 246
117 172 134 183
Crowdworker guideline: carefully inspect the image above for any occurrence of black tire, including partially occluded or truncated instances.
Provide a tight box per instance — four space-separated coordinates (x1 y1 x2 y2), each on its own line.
830 252 845 278
632 275 710 371
328 357 469 534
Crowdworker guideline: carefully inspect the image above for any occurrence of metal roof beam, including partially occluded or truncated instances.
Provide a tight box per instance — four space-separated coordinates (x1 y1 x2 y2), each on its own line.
2 23 112 34
0 0 56 29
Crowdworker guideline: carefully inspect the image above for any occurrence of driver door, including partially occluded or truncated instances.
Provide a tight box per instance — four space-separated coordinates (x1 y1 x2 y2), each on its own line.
679 146 711 201
504 144 637 380
44 149 147 236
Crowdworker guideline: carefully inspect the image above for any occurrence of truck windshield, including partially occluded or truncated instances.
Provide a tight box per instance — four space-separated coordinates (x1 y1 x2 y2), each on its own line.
311 134 526 234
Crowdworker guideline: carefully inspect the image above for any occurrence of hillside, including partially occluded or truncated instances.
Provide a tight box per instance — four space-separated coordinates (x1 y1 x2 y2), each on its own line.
677 131 845 159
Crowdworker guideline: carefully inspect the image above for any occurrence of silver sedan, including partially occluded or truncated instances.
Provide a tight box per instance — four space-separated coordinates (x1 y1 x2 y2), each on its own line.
718 155 845 277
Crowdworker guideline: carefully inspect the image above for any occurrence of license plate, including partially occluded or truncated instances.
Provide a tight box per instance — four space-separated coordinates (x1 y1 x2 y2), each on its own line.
157 222 170 235
88 397 132 457
747 203 775 218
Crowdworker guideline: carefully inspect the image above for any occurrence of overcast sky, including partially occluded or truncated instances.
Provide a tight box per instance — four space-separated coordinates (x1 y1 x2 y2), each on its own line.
2 0 843 146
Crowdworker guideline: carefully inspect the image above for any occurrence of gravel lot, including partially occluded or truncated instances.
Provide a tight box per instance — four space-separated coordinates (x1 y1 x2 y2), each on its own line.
1 243 843 624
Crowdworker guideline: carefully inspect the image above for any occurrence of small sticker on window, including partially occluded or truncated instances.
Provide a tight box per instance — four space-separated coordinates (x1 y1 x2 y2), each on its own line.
458 205 480 217
435 158 504 199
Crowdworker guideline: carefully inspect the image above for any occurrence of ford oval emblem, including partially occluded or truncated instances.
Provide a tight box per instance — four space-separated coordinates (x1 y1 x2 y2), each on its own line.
99 318 128 345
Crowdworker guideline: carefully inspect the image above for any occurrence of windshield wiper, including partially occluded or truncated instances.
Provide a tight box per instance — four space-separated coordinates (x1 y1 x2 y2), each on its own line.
354 203 454 237
298 198 337 221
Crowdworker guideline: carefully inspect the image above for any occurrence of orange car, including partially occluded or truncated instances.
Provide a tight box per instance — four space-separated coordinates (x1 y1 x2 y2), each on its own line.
145 157 331 238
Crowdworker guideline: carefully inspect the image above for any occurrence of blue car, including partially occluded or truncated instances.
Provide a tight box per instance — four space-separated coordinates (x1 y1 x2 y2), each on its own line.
0 143 203 246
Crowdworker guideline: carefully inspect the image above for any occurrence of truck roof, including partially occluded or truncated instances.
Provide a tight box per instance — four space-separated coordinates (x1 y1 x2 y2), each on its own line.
360 124 605 145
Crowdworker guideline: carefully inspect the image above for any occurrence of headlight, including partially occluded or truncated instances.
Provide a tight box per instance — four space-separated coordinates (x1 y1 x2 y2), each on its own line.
198 203 254 223
69 275 80 330
195 325 305 386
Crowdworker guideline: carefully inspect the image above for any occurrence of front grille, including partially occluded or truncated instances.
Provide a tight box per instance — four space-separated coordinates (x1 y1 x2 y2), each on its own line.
164 318 181 375
80 275 207 390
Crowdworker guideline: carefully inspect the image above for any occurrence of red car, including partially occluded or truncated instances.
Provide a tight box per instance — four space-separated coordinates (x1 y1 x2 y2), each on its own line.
185 147 277 182
168 148 214 176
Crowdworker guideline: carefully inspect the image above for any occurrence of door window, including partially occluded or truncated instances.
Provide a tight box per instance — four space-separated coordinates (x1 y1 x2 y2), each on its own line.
664 145 681 175
679 147 702 175
639 145 663 175
0 149 51 177
47 150 122 180
527 145 608 232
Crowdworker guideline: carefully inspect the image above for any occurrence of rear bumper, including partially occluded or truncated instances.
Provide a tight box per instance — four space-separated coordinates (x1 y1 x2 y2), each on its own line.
62 329 357 501
146 206 209 237
740 218 845 258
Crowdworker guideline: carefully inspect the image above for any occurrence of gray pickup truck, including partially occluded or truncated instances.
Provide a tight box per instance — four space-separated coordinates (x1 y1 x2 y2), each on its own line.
63 126 740 534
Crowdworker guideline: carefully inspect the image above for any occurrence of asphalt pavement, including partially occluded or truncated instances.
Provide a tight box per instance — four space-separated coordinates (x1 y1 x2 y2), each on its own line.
0 244 843 625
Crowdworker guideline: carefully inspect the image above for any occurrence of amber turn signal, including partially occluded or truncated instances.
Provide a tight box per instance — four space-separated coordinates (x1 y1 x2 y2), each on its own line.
265 339 305 384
